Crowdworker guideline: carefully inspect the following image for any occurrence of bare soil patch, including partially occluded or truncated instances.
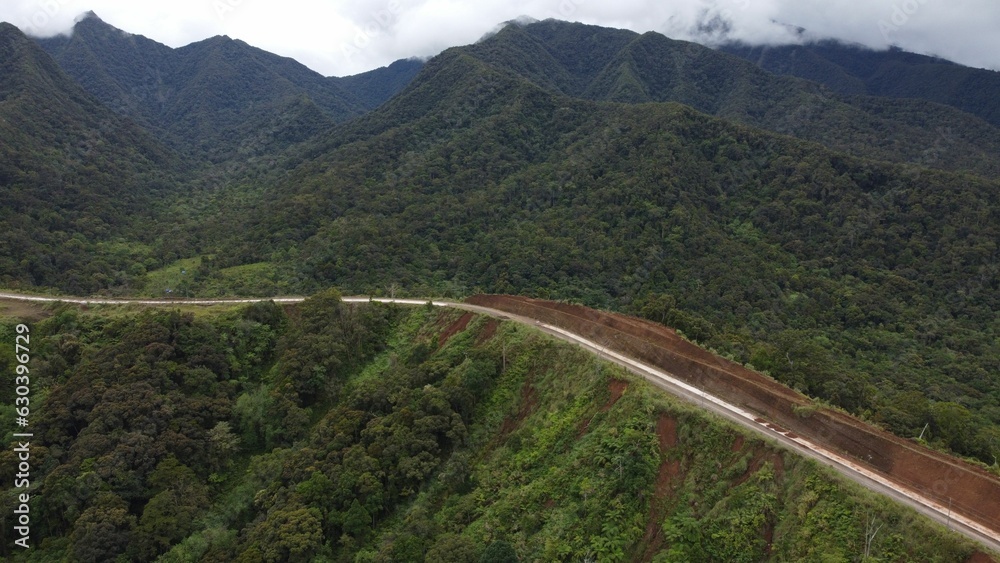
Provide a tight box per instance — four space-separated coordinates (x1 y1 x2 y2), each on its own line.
966 551 998 563
466 294 1000 536
499 378 539 437
657 412 678 450
578 379 629 437
438 312 474 346
602 379 628 412
0 298 52 322
635 412 683 561
475 319 499 344
731 435 745 452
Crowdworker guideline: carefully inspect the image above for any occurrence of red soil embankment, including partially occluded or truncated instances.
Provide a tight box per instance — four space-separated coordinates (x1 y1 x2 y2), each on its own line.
467 294 1000 537
439 311 474 346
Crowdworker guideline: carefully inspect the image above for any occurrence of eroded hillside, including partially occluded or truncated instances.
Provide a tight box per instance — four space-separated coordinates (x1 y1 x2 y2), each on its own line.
0 294 989 561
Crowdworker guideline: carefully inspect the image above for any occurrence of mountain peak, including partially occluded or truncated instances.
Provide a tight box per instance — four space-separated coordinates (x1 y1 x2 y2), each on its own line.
0 20 23 39
187 34 236 48
75 10 102 23
69 10 131 39
477 15 541 43
0 21 45 60
506 15 540 27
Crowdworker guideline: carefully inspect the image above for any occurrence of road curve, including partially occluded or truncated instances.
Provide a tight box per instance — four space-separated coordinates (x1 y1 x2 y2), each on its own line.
3 292 999 553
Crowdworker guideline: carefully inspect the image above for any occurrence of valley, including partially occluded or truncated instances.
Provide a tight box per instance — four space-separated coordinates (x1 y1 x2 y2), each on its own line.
1 8 999 561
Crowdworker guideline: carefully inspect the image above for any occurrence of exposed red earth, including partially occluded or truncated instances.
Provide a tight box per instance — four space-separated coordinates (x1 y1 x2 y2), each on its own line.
2 290 997 556
466 294 1000 548
438 311 474 346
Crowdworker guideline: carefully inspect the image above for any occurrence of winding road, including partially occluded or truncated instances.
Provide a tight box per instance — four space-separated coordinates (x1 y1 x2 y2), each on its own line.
3 291 999 554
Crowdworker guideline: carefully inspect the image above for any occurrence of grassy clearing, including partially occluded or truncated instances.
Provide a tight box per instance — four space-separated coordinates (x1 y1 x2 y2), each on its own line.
143 256 204 296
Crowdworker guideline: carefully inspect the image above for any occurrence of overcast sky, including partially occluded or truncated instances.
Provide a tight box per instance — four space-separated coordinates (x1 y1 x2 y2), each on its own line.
2 0 999 76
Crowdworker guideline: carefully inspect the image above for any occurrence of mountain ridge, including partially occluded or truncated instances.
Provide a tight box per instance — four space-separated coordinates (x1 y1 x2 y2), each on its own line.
3 13 1000 560
721 40 1000 127
27 15 1000 176
34 12 419 160
0 22 184 293
461 19 1000 178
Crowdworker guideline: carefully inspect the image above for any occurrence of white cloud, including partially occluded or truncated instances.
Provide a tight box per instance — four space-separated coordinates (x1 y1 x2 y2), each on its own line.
1 0 998 76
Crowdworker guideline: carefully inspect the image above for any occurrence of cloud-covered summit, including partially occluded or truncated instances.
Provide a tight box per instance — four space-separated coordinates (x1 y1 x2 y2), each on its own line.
2 0 997 76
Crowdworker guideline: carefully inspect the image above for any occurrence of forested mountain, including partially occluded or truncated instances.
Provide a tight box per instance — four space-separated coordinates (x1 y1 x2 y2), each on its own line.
462 20 1000 178
5 14 1000 467
721 40 1000 127
3 13 1000 558
35 12 418 161
0 22 183 294
0 298 986 561
175 37 1000 469
333 57 426 110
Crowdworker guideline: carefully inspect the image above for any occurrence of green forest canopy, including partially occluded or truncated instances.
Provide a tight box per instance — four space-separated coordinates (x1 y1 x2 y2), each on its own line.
0 296 987 561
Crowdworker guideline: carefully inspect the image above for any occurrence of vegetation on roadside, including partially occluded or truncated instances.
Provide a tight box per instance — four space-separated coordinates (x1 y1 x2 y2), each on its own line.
202 59 1000 467
2 14 1000 553
0 296 986 561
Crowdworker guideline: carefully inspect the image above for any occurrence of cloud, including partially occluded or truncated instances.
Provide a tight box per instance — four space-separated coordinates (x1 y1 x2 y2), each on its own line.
705 0 1000 70
1 0 997 76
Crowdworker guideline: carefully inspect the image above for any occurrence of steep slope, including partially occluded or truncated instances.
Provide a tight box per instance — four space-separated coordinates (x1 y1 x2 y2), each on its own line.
722 41 1000 128
0 22 183 294
470 294 1000 546
181 48 1000 471
332 57 426 110
0 298 989 561
28 11 176 121
36 13 371 161
464 20 1000 178
463 20 644 97
162 34 359 159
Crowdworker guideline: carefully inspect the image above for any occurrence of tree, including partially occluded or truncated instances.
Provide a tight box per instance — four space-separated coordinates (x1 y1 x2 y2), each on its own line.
863 509 883 561
931 402 973 454
480 540 519 563
390 533 427 562
342 498 372 539
133 457 210 560
973 426 1000 467
638 293 676 325
69 492 136 563
425 534 479 563
207 421 241 471
249 506 324 562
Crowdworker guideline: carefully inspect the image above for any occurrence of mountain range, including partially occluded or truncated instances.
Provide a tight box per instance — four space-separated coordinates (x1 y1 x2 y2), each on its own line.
722 40 1000 127
0 20 181 293
36 12 423 161
2 11 1000 560
461 20 1000 178
26 15 1000 176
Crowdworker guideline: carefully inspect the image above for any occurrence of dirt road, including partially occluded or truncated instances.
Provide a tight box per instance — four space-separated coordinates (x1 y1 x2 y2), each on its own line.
2 291 998 553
